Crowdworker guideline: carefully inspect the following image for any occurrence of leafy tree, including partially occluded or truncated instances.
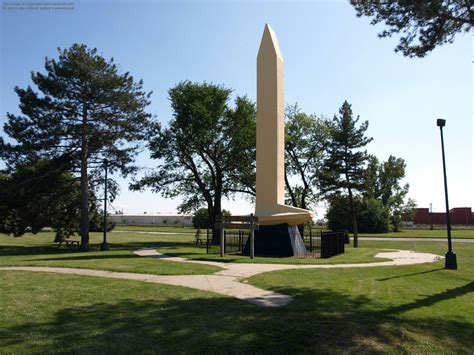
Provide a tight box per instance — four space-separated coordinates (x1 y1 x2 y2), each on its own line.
401 198 418 222
326 195 390 233
363 155 410 231
192 208 230 230
378 156 409 231
0 157 78 240
320 101 373 247
362 155 380 199
192 208 211 229
1 44 152 250
351 0 472 57
132 81 255 243
284 104 331 212
0 157 113 241
88 199 116 233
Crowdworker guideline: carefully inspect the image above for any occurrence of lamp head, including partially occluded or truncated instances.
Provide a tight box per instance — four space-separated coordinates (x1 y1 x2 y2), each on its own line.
437 119 446 127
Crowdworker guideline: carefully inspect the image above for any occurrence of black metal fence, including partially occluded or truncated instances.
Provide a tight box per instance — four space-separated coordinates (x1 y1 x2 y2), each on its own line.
205 228 348 259
206 230 249 255
301 228 321 257
320 231 347 258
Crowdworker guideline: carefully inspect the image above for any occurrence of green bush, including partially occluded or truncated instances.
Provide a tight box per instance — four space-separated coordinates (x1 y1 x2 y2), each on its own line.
192 208 232 229
192 208 210 229
326 196 390 233
89 210 115 233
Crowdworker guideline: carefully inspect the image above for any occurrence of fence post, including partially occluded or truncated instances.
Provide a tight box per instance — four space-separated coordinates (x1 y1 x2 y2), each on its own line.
250 213 255 259
206 229 209 254
224 230 227 254
218 216 224 257
239 230 242 251
309 227 313 252
320 230 323 258
320 229 328 258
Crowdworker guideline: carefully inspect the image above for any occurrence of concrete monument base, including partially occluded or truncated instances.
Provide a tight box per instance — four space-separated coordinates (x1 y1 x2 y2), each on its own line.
243 224 307 257
256 203 313 226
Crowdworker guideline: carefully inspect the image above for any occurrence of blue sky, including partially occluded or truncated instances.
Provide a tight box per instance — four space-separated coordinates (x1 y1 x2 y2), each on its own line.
1 0 472 217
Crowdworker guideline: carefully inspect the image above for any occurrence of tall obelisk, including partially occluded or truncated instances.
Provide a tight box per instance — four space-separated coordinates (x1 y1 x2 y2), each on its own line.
255 24 313 226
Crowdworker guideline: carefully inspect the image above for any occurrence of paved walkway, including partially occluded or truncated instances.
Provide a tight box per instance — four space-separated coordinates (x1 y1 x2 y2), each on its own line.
0 249 442 308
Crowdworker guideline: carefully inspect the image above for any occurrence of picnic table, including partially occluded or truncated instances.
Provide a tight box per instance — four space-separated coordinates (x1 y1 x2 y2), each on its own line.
56 239 81 250
195 230 204 245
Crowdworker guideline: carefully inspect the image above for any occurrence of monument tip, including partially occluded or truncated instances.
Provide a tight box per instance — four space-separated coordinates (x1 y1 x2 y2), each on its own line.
258 23 283 61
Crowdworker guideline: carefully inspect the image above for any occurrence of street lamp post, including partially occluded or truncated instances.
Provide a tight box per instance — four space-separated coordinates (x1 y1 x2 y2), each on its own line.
100 158 110 251
436 119 456 269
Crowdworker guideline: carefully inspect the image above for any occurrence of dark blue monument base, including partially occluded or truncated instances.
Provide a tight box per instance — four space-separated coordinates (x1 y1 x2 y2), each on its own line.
242 223 295 257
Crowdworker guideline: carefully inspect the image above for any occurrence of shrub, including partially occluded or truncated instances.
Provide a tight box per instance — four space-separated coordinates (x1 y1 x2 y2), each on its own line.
89 210 115 233
192 208 210 229
326 196 390 233
192 208 232 229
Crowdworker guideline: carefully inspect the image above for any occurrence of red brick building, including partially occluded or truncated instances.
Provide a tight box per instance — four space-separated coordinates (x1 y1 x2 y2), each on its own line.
413 207 474 225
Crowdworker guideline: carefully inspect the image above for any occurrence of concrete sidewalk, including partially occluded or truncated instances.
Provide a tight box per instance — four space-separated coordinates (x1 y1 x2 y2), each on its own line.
134 249 443 278
0 249 442 307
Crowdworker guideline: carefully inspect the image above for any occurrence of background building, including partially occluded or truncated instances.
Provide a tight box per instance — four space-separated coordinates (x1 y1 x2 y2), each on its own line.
109 214 193 227
413 207 474 225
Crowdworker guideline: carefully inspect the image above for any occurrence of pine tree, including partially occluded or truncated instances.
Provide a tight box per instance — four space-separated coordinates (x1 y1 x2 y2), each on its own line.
351 1 472 58
320 101 373 247
1 44 153 250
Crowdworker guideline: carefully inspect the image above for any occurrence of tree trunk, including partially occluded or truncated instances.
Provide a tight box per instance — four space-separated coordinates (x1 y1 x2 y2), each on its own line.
348 188 358 248
298 224 305 238
212 191 222 244
53 234 65 243
80 104 90 251
284 172 298 208
299 191 307 237
206 203 218 245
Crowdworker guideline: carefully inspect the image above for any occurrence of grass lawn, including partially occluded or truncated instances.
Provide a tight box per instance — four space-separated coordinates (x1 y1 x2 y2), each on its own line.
355 229 474 239
247 239 473 353
157 244 390 264
113 224 474 239
114 225 198 233
1 232 473 353
0 232 221 275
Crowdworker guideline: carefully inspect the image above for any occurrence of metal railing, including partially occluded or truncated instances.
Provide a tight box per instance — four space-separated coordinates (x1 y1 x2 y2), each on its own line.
206 227 348 259
320 231 347 258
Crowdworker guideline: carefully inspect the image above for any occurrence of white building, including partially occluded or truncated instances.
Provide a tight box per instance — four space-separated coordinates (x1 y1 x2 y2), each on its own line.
109 214 193 227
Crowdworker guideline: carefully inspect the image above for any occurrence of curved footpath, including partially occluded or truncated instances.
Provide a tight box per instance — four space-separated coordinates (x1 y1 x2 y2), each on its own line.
0 249 442 307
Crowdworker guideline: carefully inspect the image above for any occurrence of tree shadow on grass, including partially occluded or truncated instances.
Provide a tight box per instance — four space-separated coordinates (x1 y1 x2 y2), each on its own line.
32 254 144 262
0 245 59 257
388 281 474 313
2 286 473 353
109 241 191 250
376 267 445 281
160 250 243 263
0 241 190 259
